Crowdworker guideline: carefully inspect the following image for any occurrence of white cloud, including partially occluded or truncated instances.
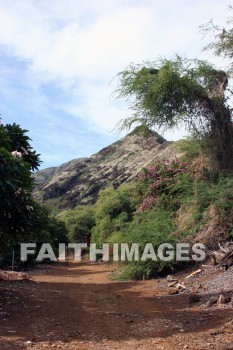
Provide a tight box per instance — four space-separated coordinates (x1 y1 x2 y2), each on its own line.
0 2 152 79
0 1 156 133
0 0 231 150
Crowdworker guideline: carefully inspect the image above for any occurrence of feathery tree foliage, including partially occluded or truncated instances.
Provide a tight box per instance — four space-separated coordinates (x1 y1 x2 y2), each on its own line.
201 9 233 65
115 11 233 171
115 57 233 170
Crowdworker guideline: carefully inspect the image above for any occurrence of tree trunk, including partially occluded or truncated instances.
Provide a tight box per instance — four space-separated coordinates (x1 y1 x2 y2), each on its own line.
208 106 233 170
207 70 233 170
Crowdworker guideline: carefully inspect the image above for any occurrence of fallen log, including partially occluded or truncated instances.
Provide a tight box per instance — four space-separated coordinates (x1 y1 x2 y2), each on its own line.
185 269 202 279
211 243 233 270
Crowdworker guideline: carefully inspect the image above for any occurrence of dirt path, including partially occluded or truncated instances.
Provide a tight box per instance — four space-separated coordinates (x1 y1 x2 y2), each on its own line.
0 261 232 350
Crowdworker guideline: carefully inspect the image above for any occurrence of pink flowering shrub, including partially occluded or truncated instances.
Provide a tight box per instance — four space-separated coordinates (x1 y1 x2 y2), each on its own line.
136 157 191 212
136 196 155 213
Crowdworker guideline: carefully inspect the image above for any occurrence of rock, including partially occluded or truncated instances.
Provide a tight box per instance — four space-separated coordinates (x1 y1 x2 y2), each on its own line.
168 281 178 288
168 287 179 295
224 322 233 333
167 275 178 282
176 283 186 292
223 343 233 350
0 270 35 282
189 294 201 303
206 296 218 307
217 294 231 305
217 294 226 304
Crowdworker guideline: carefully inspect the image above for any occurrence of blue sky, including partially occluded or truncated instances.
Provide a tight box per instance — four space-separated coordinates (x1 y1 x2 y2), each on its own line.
0 0 230 169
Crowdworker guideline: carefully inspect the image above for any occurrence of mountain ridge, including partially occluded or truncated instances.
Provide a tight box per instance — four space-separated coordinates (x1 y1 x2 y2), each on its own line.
34 128 181 209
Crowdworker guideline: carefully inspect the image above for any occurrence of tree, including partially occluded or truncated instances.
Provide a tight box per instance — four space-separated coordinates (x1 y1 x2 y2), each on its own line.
114 57 233 170
0 121 41 250
201 9 233 66
0 121 70 265
115 10 233 172
3 123 41 170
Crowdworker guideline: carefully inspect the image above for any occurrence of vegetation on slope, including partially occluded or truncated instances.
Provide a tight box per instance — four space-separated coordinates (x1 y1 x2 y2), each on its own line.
59 139 233 279
0 122 68 267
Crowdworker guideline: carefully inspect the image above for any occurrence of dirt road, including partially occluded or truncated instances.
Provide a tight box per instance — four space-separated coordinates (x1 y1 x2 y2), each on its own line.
0 261 232 349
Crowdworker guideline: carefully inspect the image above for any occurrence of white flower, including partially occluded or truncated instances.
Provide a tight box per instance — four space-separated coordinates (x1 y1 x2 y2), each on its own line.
11 150 23 158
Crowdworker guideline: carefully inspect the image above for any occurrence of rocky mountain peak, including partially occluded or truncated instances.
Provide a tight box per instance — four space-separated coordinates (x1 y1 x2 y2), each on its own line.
33 127 179 209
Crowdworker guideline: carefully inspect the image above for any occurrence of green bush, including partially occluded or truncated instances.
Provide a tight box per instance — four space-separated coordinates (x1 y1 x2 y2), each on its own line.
118 261 156 280
60 206 95 243
177 138 202 159
123 209 176 245
92 183 139 244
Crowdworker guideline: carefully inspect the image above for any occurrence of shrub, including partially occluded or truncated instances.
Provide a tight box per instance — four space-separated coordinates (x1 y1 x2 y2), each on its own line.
92 183 139 244
118 261 156 280
60 206 95 243
135 158 194 212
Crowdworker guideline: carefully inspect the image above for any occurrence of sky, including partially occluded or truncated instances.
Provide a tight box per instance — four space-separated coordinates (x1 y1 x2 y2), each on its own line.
0 0 231 169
